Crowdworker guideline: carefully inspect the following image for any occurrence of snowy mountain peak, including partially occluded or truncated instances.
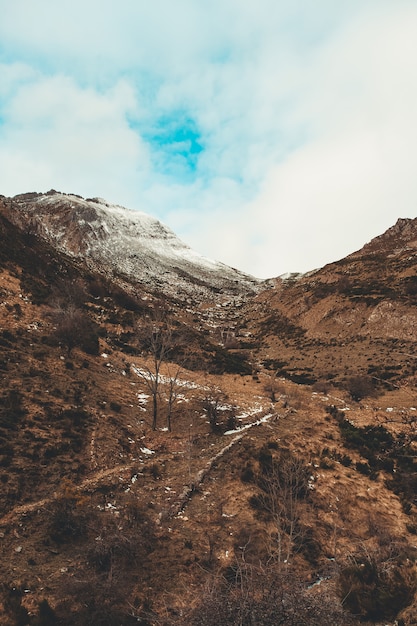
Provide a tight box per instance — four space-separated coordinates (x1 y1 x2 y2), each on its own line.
6 191 262 301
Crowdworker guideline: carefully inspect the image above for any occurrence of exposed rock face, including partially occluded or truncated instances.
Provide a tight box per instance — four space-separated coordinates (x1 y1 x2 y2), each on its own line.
3 191 262 301
349 217 417 257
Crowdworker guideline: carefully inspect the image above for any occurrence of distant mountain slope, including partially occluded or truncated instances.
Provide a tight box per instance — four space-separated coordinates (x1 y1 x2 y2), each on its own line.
349 217 417 258
2 191 261 301
242 216 417 389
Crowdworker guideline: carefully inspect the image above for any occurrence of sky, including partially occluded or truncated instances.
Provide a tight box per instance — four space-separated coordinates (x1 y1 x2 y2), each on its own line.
1 1 417 278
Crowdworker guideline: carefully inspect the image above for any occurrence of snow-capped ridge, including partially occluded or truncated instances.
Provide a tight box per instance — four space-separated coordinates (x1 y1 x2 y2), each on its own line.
7 190 261 301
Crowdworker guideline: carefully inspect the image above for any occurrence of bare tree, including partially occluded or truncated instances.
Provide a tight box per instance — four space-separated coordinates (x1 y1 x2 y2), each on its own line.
201 386 228 434
217 325 238 349
164 362 183 432
136 312 174 430
52 277 87 309
255 451 310 566
263 369 281 402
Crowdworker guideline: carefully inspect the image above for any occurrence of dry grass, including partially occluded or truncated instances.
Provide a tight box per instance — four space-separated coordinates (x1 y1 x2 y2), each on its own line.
1 231 417 624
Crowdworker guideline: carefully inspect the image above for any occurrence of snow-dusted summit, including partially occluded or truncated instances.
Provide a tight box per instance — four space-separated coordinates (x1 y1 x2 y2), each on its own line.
6 191 261 300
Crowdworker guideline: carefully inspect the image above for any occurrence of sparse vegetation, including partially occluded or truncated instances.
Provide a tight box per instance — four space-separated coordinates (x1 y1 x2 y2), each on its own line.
1 198 417 624
0 389 25 429
167 566 353 626
345 374 378 401
338 543 417 621
200 386 230 434
51 304 100 356
248 446 311 565
48 480 88 543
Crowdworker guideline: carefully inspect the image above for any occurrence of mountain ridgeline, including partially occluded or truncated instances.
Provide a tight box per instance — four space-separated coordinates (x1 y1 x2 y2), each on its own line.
2 191 262 302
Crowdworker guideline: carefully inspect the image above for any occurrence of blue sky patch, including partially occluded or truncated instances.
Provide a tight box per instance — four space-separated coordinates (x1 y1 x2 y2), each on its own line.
143 113 203 181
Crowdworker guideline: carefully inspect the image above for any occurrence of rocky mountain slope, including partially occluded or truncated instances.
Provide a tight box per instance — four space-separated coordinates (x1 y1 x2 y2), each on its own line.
0 196 416 625
2 191 261 303
349 217 417 258
238 217 417 391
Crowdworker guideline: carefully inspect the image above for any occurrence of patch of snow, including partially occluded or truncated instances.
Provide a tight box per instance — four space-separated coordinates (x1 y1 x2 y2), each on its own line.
137 392 150 403
236 406 264 420
133 366 204 390
224 413 274 435
217 403 233 411
140 447 155 455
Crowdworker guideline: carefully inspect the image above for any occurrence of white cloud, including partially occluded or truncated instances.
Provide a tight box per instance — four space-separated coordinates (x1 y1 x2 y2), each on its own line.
165 1 417 277
0 1 417 277
0 75 149 203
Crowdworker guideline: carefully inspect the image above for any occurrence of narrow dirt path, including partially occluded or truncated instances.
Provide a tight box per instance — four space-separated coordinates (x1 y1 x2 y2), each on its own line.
170 412 275 517
0 463 134 528
0 406 277 529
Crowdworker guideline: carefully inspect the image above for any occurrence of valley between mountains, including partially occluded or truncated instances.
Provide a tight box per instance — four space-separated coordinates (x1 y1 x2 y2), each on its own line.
0 191 416 625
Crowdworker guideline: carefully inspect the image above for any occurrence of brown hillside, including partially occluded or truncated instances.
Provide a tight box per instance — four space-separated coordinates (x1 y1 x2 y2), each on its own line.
0 199 416 625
